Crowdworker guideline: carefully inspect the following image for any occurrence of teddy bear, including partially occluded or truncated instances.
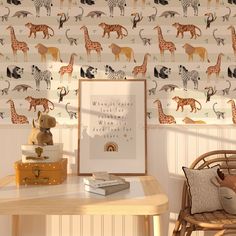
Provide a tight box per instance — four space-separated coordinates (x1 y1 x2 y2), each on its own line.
28 111 56 146
211 169 236 214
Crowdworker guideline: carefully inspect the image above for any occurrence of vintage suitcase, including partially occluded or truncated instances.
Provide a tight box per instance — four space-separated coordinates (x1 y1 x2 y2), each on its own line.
14 158 67 186
21 143 63 163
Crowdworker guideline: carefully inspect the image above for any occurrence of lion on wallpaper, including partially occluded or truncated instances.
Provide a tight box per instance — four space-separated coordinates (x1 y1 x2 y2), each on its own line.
182 43 210 62
35 43 62 62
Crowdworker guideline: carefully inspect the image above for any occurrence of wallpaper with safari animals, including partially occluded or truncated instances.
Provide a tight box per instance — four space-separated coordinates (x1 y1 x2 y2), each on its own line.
1 0 236 125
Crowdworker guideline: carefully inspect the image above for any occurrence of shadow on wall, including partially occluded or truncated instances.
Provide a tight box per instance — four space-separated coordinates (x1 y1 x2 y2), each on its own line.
153 125 236 236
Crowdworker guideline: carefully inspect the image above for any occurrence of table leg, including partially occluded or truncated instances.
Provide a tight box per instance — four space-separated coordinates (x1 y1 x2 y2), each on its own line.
12 215 20 236
152 215 161 236
144 216 151 236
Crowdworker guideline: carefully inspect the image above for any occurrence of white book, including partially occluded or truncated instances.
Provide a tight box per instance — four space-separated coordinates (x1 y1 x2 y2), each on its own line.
83 176 125 188
84 181 130 196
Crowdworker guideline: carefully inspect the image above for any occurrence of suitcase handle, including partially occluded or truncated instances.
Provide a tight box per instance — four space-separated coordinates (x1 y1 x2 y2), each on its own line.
26 156 49 161
23 177 49 184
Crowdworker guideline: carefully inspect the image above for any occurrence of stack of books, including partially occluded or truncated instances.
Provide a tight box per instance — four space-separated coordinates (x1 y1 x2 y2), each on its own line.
84 172 130 196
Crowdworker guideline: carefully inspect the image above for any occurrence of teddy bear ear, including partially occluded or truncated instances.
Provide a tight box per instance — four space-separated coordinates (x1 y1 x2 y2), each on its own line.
211 176 221 187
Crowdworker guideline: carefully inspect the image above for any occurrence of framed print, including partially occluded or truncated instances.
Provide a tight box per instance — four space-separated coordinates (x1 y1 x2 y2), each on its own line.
78 80 147 175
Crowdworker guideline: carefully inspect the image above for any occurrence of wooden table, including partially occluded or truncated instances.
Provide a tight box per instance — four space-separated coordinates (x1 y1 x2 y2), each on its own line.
0 175 168 236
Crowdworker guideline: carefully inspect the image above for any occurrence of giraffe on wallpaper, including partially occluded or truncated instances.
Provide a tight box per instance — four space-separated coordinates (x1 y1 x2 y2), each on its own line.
206 53 224 80
227 100 236 124
132 53 150 78
59 53 77 83
3 0 236 126
228 25 236 60
6 26 29 62
153 99 176 124
80 26 103 62
6 99 29 124
153 25 176 62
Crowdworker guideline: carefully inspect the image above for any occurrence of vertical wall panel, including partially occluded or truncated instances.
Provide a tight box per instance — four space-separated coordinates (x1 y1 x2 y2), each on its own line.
103 215 112 236
82 215 92 236
61 216 70 236
2 126 236 236
124 216 133 236
186 128 198 167
166 129 177 175
92 215 101 236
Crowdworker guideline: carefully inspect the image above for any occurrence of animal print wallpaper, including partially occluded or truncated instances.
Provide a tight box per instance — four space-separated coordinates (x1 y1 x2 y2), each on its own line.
1 0 236 125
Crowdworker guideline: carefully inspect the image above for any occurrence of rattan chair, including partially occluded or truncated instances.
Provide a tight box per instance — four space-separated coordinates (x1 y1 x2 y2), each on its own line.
172 150 236 236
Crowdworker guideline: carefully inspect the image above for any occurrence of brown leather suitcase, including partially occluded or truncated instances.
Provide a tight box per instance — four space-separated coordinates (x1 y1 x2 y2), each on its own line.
14 158 67 185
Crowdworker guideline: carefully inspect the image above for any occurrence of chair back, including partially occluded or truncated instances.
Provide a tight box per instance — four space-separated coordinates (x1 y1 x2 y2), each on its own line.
181 150 236 210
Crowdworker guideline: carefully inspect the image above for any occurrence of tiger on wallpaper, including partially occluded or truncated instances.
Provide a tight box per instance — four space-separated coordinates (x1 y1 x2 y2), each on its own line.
172 22 202 39
25 23 54 39
99 22 128 39
172 96 202 113
1 0 235 126
25 96 54 113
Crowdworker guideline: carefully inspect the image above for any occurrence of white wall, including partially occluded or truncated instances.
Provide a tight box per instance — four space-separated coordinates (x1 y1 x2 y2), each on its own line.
1 125 236 236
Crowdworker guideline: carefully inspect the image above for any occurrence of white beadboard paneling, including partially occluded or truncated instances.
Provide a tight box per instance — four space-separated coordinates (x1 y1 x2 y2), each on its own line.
82 215 92 236
2 125 236 235
124 216 133 236
95 215 103 236
51 215 60 236
166 128 177 175
114 216 123 236
61 215 70 236
103 215 112 236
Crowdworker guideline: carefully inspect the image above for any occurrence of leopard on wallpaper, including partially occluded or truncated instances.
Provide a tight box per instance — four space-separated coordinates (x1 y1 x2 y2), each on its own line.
1 0 236 125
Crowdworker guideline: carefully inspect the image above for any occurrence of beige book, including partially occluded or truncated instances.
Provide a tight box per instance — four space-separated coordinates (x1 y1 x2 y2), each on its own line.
84 181 130 196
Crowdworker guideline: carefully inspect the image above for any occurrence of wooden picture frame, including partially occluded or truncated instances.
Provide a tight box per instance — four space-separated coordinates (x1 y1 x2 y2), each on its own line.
78 80 147 175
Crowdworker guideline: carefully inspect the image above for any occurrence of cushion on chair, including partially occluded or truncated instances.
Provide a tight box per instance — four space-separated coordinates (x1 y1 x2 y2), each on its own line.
183 165 222 214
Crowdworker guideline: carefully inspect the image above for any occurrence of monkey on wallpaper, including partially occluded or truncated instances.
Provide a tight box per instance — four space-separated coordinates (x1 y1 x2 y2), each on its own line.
65 103 77 119
1 7 10 22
